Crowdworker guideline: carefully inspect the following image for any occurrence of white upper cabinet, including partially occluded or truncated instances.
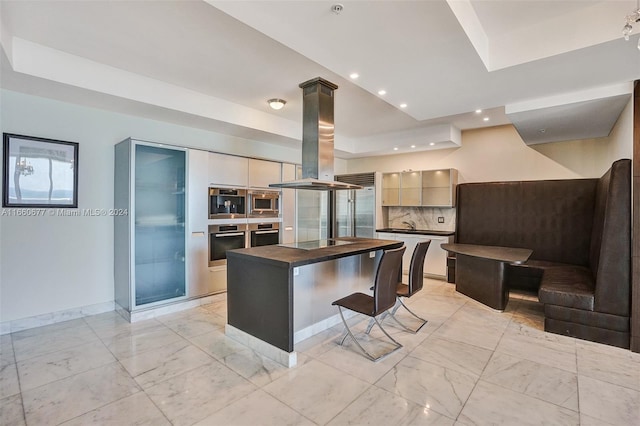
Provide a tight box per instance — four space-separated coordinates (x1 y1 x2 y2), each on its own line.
248 158 281 188
421 169 458 207
208 152 248 187
400 171 422 206
382 172 401 206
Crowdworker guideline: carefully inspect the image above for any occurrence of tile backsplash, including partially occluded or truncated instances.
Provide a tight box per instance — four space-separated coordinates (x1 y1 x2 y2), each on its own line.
387 207 456 232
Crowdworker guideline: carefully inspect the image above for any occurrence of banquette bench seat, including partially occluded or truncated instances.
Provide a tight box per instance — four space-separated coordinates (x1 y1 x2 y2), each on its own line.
449 159 631 348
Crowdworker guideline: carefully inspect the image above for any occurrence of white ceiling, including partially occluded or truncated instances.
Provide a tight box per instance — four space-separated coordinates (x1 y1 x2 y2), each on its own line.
0 1 638 158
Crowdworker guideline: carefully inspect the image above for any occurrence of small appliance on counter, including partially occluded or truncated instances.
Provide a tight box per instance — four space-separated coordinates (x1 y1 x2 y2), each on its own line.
209 187 246 219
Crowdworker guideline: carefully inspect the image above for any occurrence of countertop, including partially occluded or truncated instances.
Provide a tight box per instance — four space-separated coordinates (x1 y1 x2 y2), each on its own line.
376 228 455 236
441 243 532 264
226 237 403 268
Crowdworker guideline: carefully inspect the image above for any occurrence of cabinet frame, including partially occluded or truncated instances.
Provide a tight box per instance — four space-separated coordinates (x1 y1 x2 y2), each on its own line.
115 139 189 312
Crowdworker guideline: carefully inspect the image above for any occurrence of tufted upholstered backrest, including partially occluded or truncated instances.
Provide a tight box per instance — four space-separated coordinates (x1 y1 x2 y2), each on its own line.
455 179 597 266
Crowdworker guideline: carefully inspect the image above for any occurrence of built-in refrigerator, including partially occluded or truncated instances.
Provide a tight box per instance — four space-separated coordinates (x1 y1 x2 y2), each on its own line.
334 173 379 238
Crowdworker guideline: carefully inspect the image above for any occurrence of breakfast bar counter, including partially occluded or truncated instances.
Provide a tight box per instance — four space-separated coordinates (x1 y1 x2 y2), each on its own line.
226 237 402 366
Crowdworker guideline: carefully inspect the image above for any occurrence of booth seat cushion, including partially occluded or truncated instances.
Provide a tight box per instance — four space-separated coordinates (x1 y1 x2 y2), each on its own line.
538 266 595 311
544 305 629 332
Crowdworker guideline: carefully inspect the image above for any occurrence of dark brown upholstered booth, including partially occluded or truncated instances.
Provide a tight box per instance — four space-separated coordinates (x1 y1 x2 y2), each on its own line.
449 159 631 348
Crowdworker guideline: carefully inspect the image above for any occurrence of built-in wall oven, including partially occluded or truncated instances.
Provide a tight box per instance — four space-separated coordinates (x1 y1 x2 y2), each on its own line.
209 188 247 219
248 190 280 218
208 223 248 267
249 222 280 247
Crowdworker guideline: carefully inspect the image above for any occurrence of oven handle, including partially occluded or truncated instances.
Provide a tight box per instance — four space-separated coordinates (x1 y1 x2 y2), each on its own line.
214 232 245 237
254 230 279 234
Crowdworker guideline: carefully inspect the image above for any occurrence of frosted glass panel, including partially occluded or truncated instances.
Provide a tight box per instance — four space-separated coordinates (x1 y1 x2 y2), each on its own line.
134 144 186 306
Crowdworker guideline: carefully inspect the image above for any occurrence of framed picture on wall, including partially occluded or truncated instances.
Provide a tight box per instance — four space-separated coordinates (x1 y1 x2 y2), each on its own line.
2 133 79 208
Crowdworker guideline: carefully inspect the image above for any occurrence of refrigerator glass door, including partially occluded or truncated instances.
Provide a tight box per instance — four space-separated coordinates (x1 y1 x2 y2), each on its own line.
354 187 375 238
335 190 354 237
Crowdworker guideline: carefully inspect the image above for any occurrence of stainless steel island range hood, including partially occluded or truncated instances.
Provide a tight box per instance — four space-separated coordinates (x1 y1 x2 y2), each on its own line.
270 77 362 191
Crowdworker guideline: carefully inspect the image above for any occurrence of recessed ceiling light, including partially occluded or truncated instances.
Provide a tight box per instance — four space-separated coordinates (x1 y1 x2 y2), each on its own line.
378 89 386 95
393 147 399 151
483 117 490 122
349 73 359 79
475 109 482 114
400 103 407 108
429 142 435 146
410 145 416 148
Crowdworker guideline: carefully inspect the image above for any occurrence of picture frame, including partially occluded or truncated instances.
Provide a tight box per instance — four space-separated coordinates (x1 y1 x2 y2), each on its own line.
2 133 79 208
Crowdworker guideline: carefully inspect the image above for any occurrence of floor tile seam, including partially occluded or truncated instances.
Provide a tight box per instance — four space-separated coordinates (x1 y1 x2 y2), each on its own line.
576 372 640 395
491 345 579 375
93 321 175 344
494 309 579 375
115 337 197 367
16 348 118 394
10 319 93 340
12 333 105 366
121 344 232 391
321 382 384 426
8 337 28 426
50 389 153 426
168 325 226 341
253 387 320 426
398 353 483 383
452 305 518 422
478 375 582 415
368 370 466 422
18 359 138 399
313 342 411 385
420 333 501 355
103 327 187 360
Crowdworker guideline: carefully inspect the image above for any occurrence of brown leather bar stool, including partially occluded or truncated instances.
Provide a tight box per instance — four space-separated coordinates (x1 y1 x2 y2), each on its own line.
331 246 406 361
390 240 431 333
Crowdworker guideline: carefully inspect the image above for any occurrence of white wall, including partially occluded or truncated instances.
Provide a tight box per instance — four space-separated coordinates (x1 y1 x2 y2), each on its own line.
346 101 633 183
0 89 300 323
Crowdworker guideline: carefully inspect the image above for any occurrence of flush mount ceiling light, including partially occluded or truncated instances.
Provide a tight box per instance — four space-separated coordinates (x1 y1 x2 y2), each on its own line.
267 98 286 110
349 72 359 79
622 0 640 50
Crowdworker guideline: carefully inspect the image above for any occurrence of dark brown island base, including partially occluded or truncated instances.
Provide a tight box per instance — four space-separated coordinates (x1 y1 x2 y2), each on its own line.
225 237 403 367
441 243 533 311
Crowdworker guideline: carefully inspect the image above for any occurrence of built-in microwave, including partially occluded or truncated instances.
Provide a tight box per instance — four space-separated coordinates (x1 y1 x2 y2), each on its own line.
209 188 247 219
248 190 280 218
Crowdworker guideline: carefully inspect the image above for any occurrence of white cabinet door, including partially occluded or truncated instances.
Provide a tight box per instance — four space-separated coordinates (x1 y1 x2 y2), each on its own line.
208 152 248 187
394 235 421 274
376 232 397 241
248 158 281 188
423 236 449 277
187 149 210 297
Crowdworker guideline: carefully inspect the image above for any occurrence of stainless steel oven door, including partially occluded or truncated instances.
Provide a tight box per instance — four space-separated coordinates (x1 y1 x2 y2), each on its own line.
249 223 280 247
208 224 248 267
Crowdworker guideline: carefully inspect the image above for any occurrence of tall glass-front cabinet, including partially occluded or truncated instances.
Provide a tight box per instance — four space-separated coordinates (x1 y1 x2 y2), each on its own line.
115 139 187 314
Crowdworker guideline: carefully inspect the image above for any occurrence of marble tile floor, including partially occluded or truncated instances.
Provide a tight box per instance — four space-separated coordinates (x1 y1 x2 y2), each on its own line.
1 279 639 425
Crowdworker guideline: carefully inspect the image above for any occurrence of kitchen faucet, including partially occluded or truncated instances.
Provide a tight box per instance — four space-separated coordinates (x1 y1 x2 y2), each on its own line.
402 220 416 231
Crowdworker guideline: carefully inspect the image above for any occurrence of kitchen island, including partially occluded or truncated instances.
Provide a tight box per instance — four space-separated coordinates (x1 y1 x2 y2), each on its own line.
226 237 403 367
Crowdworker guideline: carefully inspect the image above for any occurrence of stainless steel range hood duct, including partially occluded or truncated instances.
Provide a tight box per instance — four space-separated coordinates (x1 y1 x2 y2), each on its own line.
270 77 362 190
